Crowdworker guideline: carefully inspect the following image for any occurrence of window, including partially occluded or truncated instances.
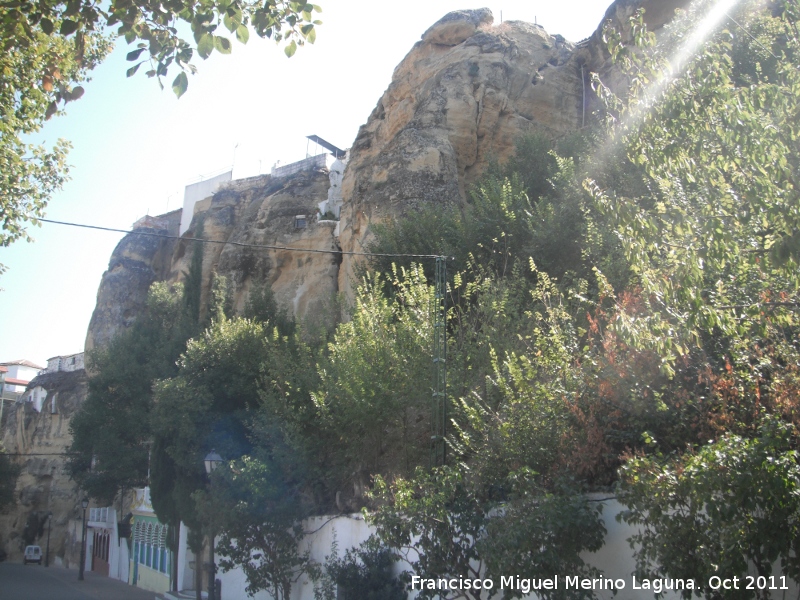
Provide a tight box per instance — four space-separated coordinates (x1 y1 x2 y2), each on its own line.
294 215 307 229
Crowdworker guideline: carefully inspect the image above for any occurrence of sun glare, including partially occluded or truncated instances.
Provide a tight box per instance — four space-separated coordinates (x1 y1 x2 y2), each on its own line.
620 0 748 135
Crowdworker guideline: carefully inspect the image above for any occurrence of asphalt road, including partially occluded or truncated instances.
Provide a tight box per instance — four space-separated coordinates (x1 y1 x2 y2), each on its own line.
0 561 159 600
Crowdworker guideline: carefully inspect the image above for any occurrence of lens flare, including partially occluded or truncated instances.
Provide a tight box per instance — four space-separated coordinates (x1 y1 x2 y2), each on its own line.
597 0 752 145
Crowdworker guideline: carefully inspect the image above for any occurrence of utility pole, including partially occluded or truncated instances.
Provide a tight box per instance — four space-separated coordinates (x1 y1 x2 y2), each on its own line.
431 256 447 468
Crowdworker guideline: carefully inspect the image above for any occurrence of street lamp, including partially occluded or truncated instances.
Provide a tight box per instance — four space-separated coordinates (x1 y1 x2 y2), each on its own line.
204 451 222 600
78 497 89 581
45 512 52 567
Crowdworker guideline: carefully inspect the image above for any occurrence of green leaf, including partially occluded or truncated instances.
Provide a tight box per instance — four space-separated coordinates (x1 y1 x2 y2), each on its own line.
172 71 188 98
214 36 232 54
284 39 297 58
126 63 141 77
59 20 78 36
40 18 53 34
223 13 236 33
235 25 249 44
64 0 80 16
197 33 214 59
126 48 146 61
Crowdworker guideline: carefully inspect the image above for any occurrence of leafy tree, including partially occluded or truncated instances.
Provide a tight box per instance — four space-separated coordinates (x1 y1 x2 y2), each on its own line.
588 1 800 593
587 0 800 358
369 137 630 296
316 536 406 600
480 473 606 600
312 267 433 495
150 315 269 534
369 466 488 600
253 322 327 506
619 415 800 600
2 0 321 99
68 281 191 504
0 30 111 276
0 0 319 281
208 451 313 600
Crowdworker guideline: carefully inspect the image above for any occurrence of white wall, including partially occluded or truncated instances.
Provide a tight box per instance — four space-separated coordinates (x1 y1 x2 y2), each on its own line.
203 500 799 600
325 156 347 218
1 363 41 391
178 521 196 592
180 171 233 235
45 353 84 373
26 385 47 412
271 153 335 180
116 533 130 584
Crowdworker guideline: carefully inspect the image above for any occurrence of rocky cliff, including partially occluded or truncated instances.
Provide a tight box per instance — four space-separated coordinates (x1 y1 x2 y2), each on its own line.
85 0 692 332
171 171 340 326
336 0 691 295
85 210 182 355
0 369 90 565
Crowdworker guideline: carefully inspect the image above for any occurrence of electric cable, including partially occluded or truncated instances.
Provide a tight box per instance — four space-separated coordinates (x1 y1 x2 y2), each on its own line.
37 218 454 260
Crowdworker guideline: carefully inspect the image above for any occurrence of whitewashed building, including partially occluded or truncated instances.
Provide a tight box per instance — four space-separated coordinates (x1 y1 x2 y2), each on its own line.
86 505 130 584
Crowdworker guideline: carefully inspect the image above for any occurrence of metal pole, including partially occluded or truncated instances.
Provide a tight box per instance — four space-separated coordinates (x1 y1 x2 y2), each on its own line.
431 256 447 468
45 513 52 567
208 534 216 600
78 507 87 580
581 64 586 128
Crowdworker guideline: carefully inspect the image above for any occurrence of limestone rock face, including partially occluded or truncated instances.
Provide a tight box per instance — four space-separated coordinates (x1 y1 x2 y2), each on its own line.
82 0 694 336
337 9 581 294
84 209 181 355
336 1 691 298
0 370 90 566
84 169 339 352
172 171 340 327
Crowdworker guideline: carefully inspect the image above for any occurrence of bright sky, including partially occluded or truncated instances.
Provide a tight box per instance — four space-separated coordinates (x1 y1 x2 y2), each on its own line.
0 1 613 367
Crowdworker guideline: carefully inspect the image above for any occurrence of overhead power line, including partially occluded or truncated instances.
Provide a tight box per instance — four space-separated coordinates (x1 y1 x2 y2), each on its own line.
38 218 453 260
0 452 78 456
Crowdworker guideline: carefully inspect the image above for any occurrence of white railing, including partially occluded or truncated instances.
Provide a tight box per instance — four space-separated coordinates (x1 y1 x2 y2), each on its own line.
271 153 329 179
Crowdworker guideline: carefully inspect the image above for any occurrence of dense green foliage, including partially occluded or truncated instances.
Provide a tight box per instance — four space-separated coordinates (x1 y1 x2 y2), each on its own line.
69 1 800 598
1 0 320 98
590 2 800 597
620 416 800 600
315 536 406 600
68 281 194 504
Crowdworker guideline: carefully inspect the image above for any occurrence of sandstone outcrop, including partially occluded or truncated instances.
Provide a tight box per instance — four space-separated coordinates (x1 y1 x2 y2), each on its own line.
172 170 340 326
84 168 340 353
85 209 181 355
81 0 693 333
5 0 696 557
0 369 90 565
336 1 691 297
